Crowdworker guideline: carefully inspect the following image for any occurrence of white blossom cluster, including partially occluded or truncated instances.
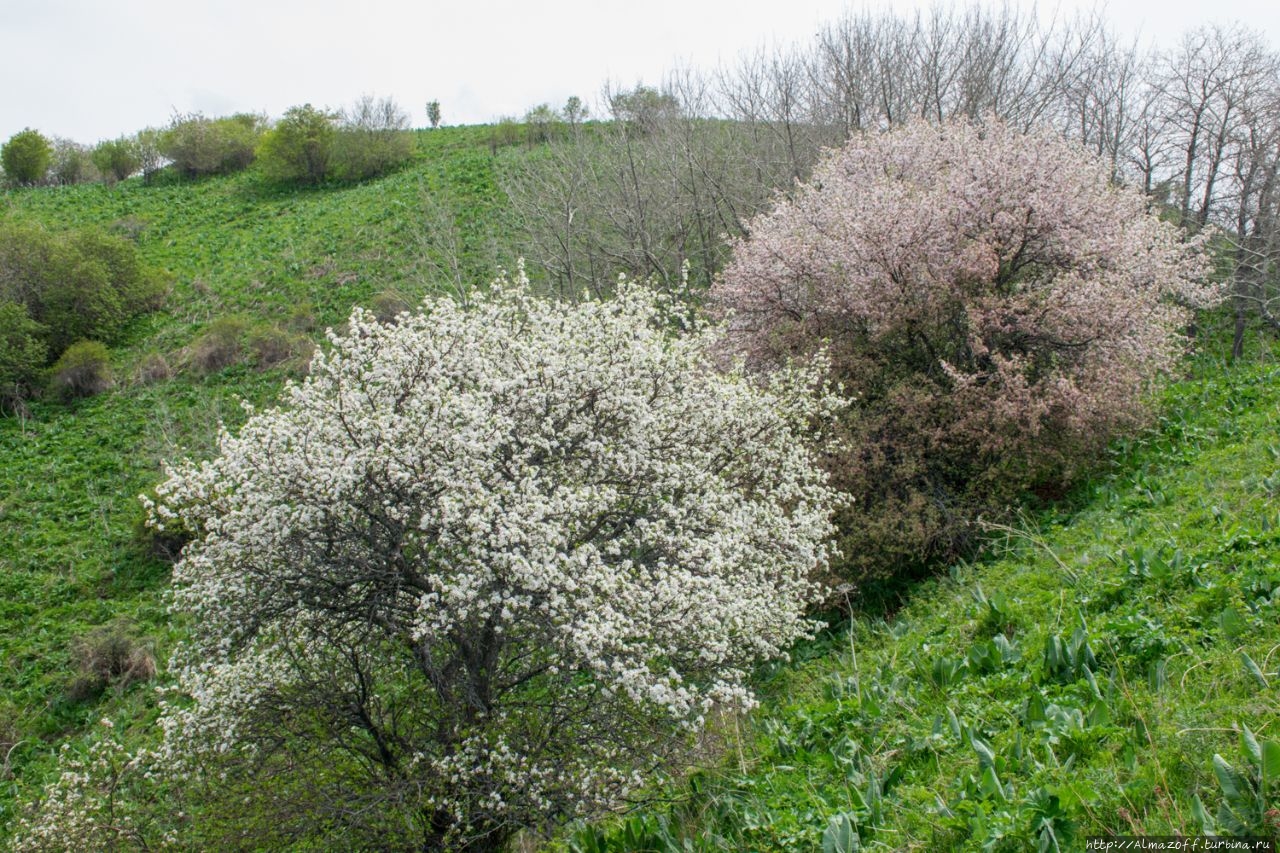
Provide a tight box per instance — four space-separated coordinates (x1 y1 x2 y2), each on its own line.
11 719 176 852
142 271 841 844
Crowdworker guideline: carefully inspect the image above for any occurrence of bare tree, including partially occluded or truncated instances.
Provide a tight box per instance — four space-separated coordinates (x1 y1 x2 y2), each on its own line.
1154 25 1277 228
502 75 786 299
1227 83 1280 357
501 6 1280 358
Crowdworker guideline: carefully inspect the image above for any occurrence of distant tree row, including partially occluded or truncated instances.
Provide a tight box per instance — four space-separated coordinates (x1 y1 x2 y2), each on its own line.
486 95 591 150
0 96 416 188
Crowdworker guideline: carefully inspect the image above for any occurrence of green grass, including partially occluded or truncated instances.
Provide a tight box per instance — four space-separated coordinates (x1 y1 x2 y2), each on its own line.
569 340 1280 851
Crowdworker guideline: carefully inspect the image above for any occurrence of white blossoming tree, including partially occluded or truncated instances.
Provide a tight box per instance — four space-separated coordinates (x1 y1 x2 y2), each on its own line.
142 274 839 850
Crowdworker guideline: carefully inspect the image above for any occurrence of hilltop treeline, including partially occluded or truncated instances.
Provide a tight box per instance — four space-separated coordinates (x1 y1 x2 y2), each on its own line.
501 9 1278 358
0 95 414 189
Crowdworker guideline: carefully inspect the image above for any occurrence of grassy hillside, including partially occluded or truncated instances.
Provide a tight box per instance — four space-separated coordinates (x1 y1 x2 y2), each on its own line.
0 126 518 829
3 123 1279 851
571 337 1280 851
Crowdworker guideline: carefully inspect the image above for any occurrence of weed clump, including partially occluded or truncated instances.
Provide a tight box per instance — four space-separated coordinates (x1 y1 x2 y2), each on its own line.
187 315 249 374
68 622 157 702
248 323 312 370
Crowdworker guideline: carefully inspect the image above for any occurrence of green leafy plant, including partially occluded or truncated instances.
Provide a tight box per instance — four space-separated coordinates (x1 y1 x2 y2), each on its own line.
92 137 142 184
257 104 336 184
49 341 113 399
0 301 47 408
159 112 263 177
2 128 52 185
1199 725 1280 838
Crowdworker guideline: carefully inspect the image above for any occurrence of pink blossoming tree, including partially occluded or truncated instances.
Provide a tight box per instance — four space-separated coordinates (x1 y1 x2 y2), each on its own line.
712 118 1219 582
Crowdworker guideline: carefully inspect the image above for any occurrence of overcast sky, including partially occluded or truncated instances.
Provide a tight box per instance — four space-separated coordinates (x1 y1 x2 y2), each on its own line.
3 0 1279 144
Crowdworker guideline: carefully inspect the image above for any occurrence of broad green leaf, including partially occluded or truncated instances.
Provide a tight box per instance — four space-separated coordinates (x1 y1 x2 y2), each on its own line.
1213 754 1244 802
1241 724 1262 767
1191 794 1216 833
1242 652 1269 689
822 813 861 853
979 765 1007 802
972 734 996 769
948 706 962 739
1262 740 1280 780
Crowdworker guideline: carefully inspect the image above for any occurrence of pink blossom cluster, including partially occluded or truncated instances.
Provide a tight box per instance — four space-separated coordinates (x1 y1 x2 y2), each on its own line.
713 118 1218 575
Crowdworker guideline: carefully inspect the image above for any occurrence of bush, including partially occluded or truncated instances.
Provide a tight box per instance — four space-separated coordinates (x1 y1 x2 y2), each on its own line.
143 276 839 849
67 228 166 314
67 622 157 701
247 322 311 370
49 341 113 399
257 104 336 184
0 222 163 330
92 137 142 183
1 128 52 185
187 315 249 374
712 118 1220 583
159 112 263 177
523 103 566 144
49 138 98 185
134 128 164 184
369 288 412 322
488 116 524 152
331 95 415 181
0 222 165 358
133 351 173 385
0 301 47 408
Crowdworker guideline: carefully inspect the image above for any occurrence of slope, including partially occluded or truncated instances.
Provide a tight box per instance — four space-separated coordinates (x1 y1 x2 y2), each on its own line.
573 340 1280 850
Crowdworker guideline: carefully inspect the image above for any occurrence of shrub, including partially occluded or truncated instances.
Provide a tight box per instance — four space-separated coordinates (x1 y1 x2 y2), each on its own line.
133 351 173 385
49 341 113 399
49 138 98 185
331 95 415 181
0 301 47 408
369 288 412 322
134 128 164 184
523 103 565 144
67 228 166 313
159 112 263 177
187 315 249 374
92 137 142 183
712 118 1219 583
143 275 839 849
608 85 682 135
0 222 164 358
257 104 336 184
1 128 52 185
37 255 124 356
246 322 311 369
488 116 524 152
68 622 157 701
